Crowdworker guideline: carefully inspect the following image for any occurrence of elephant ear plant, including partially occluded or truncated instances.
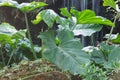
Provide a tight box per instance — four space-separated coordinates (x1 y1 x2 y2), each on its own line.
0 0 47 59
32 6 114 79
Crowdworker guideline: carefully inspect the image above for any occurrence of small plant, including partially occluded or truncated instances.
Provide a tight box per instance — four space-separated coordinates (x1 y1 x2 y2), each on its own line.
0 0 47 59
0 23 27 65
103 0 120 44
82 64 108 80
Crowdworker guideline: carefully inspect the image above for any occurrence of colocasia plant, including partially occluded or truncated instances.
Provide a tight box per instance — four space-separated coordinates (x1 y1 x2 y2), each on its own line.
32 1 116 79
0 0 120 79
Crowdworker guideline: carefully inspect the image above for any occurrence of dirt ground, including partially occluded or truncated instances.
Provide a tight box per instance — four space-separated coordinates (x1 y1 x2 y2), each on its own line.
0 59 82 80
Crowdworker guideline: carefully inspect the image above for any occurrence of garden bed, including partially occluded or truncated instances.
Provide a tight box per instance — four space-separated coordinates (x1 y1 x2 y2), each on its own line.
0 59 70 80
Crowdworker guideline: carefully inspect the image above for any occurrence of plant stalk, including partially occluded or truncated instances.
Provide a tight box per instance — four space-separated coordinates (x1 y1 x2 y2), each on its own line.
7 46 19 66
24 13 37 59
0 44 5 66
106 14 118 44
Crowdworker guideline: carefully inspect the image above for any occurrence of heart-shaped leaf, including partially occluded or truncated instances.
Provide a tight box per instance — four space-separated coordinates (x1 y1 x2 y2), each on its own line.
39 9 58 28
39 29 90 75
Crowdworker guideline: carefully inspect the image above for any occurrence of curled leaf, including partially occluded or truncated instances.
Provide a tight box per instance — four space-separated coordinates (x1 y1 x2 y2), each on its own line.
31 13 42 24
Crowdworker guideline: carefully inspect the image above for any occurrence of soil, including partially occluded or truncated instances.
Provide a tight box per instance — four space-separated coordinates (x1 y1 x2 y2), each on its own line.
0 59 82 80
109 70 120 80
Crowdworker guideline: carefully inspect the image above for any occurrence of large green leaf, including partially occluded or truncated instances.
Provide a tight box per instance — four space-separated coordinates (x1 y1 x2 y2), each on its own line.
105 45 120 69
73 24 103 36
0 23 27 44
0 23 17 36
56 16 70 28
39 9 58 28
56 16 76 30
71 9 115 27
18 2 47 13
0 1 47 13
39 29 90 75
108 46 120 62
0 34 12 44
103 0 116 9
91 49 108 64
0 0 18 7
0 23 17 44
91 43 115 64
70 8 81 18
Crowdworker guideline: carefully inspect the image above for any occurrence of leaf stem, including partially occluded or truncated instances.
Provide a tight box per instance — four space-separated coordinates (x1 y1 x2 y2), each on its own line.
24 13 37 59
7 45 19 66
0 44 5 66
106 14 117 44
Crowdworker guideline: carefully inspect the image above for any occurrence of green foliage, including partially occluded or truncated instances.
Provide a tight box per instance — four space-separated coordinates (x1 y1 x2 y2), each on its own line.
33 8 114 36
73 24 103 36
82 64 108 80
110 34 120 44
31 13 42 24
0 34 12 44
90 43 120 70
0 0 47 60
103 0 116 9
0 23 17 36
39 29 90 75
0 23 26 64
0 23 41 65
0 23 17 44
60 8 72 18
33 7 116 78
91 43 113 64
39 9 58 28
103 0 119 44
0 0 18 7
0 0 119 79
0 0 47 13
70 9 115 27
105 33 120 43
18 1 47 13
0 23 27 44
12 29 27 40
